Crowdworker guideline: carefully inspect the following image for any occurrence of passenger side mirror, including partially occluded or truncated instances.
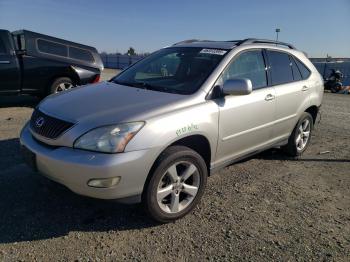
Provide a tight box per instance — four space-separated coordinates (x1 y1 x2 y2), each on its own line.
222 78 252 96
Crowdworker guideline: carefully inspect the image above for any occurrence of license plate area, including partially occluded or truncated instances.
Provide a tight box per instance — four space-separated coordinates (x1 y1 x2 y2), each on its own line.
21 145 37 171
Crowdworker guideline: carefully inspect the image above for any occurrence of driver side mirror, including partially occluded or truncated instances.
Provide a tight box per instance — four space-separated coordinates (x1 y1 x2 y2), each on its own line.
222 78 252 96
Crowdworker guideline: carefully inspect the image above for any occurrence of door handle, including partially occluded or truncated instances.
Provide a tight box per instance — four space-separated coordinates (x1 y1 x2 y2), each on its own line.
302 85 309 91
0 60 10 64
265 94 275 101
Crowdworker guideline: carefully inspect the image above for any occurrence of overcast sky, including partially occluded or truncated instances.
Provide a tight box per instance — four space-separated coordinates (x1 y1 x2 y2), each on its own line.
1 0 349 57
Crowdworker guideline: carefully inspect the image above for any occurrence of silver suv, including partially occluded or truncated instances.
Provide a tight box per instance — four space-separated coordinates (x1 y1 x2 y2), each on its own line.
20 39 323 222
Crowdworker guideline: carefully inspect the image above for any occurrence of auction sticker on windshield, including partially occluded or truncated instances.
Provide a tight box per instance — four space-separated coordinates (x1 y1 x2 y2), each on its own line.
200 49 227 55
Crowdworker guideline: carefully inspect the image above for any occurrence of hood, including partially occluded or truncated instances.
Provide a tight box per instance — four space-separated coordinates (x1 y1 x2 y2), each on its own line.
39 82 189 126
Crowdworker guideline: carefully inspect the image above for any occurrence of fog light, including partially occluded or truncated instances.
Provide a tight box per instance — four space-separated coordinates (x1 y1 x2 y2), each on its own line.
87 177 121 188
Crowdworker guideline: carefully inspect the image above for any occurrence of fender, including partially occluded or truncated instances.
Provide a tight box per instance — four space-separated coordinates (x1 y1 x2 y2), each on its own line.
126 100 220 163
70 65 97 84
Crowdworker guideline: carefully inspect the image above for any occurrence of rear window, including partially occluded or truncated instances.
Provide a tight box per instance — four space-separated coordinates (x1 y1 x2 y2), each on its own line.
295 58 311 79
267 50 294 85
37 39 68 57
69 47 94 62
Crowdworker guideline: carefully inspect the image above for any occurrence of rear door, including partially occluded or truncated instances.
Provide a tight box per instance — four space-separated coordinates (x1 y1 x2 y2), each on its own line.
0 30 21 93
266 50 311 139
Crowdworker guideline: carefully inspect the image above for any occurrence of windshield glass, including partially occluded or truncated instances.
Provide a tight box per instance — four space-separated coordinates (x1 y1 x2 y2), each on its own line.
112 47 228 95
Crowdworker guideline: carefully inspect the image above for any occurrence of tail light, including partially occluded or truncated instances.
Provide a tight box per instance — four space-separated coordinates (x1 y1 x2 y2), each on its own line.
92 74 100 83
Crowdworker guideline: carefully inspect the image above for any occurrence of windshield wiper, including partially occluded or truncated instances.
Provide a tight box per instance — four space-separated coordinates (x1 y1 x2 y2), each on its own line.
112 79 137 88
112 79 181 94
133 81 162 90
121 81 167 92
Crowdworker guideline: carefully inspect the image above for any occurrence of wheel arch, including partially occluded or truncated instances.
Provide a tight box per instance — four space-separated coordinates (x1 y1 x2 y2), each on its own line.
142 134 212 197
44 67 80 94
305 105 319 124
169 134 212 175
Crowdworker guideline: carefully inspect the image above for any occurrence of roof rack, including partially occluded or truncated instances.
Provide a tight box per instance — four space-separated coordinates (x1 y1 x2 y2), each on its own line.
172 38 297 50
235 38 296 49
172 39 217 46
173 39 199 46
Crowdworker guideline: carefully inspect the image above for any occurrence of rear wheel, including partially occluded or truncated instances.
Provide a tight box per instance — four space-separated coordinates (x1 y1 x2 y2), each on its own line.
143 146 208 223
49 77 73 94
282 112 313 156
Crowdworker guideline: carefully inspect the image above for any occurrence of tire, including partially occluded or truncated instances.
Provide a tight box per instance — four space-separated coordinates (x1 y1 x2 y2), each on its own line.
143 146 208 223
282 112 313 157
49 77 73 94
330 83 342 93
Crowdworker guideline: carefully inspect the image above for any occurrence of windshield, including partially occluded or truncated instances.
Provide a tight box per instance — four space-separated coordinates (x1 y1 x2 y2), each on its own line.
112 47 228 95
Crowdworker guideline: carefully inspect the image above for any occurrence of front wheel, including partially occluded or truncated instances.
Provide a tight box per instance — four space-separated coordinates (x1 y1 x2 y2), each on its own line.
282 112 313 157
143 146 208 223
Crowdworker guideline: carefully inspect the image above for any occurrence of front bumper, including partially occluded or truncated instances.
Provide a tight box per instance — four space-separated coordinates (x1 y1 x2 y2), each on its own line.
20 124 158 201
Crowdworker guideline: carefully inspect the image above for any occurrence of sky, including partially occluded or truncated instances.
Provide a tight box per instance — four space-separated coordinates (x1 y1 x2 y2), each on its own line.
0 0 349 57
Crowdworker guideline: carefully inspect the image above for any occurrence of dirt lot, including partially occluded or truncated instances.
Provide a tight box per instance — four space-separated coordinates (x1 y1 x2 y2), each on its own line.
0 76 349 261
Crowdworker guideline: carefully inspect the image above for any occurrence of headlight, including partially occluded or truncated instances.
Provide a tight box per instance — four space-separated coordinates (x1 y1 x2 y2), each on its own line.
74 122 144 153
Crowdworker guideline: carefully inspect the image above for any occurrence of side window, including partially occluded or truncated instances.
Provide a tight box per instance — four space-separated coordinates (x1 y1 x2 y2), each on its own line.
37 39 68 57
0 38 6 54
222 50 267 90
289 56 302 81
267 50 294 85
294 58 311 79
69 47 94 62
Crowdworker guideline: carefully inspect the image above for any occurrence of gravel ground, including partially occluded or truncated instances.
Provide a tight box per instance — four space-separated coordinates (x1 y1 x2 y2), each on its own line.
0 79 349 261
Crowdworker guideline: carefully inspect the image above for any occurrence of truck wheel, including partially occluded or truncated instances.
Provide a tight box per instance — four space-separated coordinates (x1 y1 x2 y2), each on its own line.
282 112 313 157
143 146 208 223
50 77 73 94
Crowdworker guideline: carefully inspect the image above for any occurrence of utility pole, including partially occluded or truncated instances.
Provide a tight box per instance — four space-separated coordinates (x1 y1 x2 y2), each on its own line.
275 28 280 42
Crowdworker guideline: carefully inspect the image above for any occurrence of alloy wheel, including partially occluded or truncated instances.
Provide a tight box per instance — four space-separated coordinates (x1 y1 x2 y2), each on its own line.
157 161 200 214
296 118 311 151
55 82 73 93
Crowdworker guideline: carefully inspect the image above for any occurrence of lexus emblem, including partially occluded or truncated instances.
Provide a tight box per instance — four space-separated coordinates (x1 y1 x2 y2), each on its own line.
35 117 45 128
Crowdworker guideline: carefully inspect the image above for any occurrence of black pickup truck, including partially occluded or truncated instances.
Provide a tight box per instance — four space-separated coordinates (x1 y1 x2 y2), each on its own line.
0 29 103 97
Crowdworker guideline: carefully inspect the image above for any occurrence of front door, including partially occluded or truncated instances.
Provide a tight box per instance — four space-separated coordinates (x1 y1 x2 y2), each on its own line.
215 49 276 165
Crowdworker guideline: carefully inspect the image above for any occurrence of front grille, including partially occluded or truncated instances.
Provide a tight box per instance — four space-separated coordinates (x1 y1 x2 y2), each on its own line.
30 109 75 139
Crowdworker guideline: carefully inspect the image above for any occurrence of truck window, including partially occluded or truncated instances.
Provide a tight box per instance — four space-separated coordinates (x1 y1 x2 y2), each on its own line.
69 47 94 62
0 38 6 54
37 39 68 57
19 35 25 50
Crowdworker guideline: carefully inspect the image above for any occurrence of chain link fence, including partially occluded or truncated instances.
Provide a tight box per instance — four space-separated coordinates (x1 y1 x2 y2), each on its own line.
100 54 144 70
311 58 350 85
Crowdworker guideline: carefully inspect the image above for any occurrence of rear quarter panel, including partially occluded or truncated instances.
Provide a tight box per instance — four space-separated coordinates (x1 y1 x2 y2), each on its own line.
21 56 99 94
293 52 324 108
21 56 72 93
